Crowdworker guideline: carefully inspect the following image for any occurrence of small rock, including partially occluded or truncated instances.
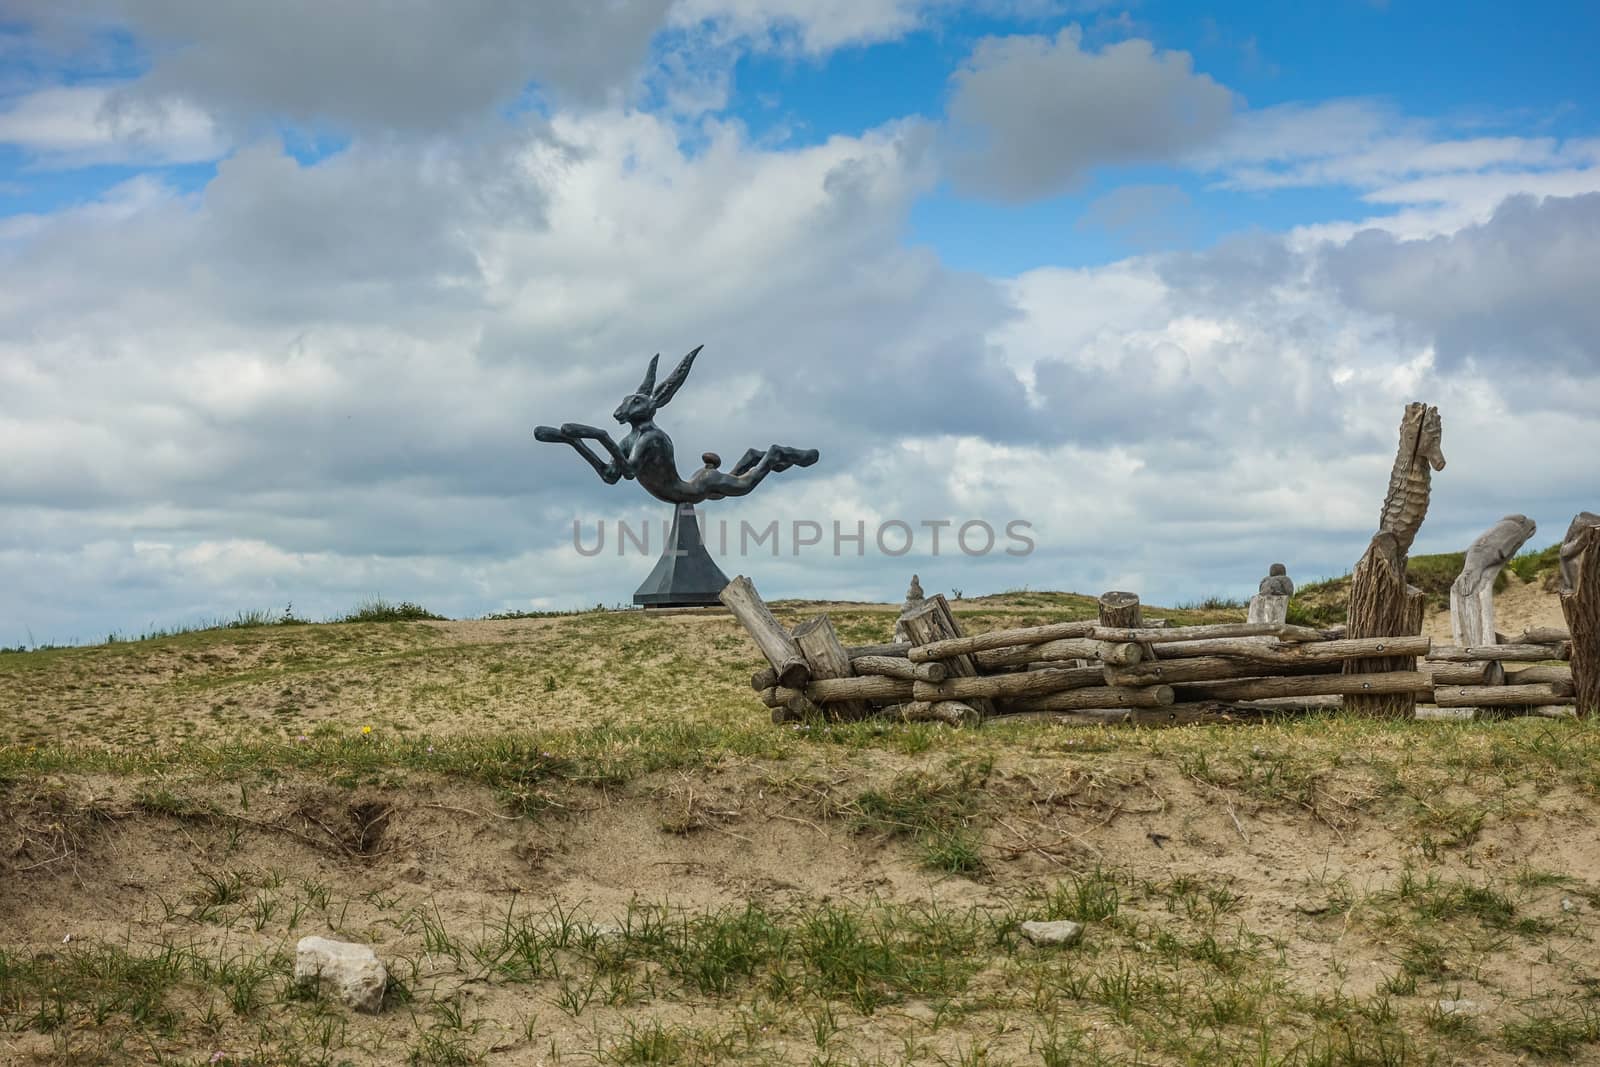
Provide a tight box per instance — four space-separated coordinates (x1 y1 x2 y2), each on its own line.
1562 897 1578 913
295 936 387 1013
1293 899 1330 916
1019 920 1084 947
1437 998 1479 1017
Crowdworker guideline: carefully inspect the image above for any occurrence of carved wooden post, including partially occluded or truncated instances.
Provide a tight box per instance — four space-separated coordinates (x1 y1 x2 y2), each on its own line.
792 614 870 721
719 576 809 689
1558 516 1600 717
1450 515 1536 647
1344 534 1418 718
1098 591 1142 628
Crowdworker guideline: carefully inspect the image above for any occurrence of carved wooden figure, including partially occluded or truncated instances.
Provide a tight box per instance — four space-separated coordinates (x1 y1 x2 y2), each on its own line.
1558 514 1600 716
1346 403 1445 718
1450 515 1536 647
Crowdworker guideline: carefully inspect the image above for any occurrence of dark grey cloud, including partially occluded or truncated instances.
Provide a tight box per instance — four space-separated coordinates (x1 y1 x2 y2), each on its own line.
9 0 675 132
943 25 1236 202
1320 191 1600 372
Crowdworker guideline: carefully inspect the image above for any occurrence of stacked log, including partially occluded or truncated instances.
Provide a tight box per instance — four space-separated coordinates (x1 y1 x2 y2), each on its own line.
726 575 1586 728
727 578 1436 727
1418 630 1575 714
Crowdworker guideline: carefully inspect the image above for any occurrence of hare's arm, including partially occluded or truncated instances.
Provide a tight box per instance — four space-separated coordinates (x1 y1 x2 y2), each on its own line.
534 423 632 484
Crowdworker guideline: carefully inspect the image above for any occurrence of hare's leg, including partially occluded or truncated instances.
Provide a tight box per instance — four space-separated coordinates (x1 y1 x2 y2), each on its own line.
768 445 819 471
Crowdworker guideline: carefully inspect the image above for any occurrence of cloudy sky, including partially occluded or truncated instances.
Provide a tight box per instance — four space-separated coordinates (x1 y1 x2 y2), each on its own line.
1 1 1597 643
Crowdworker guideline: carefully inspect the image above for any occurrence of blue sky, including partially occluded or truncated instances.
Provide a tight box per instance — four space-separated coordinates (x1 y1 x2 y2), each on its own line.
1 1 1598 642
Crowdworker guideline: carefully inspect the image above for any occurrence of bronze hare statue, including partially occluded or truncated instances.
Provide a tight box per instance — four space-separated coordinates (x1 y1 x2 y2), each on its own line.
535 346 819 505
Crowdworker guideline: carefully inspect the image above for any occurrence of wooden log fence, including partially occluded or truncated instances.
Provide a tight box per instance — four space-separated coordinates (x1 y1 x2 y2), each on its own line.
723 574 1594 729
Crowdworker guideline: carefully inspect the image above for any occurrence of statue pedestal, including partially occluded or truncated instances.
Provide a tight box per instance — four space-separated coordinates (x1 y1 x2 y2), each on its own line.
634 503 730 608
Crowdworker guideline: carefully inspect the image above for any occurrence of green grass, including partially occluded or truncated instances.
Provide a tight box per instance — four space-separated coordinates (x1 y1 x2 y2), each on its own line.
340 597 448 623
1509 542 1563 584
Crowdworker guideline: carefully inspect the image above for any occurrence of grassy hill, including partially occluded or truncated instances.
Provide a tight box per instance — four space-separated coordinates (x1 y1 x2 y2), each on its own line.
3 590 1599 1065
1287 542 1566 628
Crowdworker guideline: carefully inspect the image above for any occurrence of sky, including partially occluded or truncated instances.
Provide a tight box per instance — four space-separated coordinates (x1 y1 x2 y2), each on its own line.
1 0 1597 644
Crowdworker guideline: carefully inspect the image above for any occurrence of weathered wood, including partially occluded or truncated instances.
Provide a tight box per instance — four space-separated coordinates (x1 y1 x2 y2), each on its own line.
1176 671 1432 703
995 702 1328 728
1434 684 1575 708
975 638 1141 670
1377 401 1445 557
847 641 914 659
1517 627 1571 646
914 666 1105 702
805 675 914 703
892 574 926 645
720 576 809 689
1450 515 1536 647
1153 637 1301 660
1279 634 1431 662
1532 705 1579 719
787 692 825 720
1003 685 1175 712
1150 634 1428 665
1559 518 1600 717
1097 591 1143 628
1345 533 1421 719
765 688 825 722
793 614 870 721
1104 656 1340 687
899 597 995 717
1427 643 1565 662
906 619 1097 663
1420 661 1499 686
1237 695 1344 710
1416 707 1478 722
752 666 779 692
1247 594 1289 626
769 703 799 724
850 655 948 683
1502 664 1574 693
993 709 1132 726
1090 622 1324 643
880 700 982 727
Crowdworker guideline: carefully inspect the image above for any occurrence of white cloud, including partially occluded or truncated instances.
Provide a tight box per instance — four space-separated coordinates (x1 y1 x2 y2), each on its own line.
0 84 226 165
3 9 1599 645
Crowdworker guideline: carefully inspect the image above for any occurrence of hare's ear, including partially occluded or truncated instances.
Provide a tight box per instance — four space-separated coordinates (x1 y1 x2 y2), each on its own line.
653 345 702 408
636 354 660 396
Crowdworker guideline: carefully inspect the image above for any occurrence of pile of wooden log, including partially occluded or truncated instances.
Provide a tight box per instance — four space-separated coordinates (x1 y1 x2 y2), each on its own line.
1421 626 1577 720
723 577 1582 727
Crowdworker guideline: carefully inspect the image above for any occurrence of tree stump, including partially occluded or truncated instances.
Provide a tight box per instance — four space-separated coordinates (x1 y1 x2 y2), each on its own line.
1097 591 1143 628
1559 518 1600 717
793 614 871 721
1344 533 1418 718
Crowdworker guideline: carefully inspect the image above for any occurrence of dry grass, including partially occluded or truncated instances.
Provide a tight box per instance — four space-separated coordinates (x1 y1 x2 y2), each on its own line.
3 592 1600 1065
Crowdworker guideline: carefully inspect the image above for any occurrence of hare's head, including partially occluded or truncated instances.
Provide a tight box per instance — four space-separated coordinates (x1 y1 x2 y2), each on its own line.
614 345 703 426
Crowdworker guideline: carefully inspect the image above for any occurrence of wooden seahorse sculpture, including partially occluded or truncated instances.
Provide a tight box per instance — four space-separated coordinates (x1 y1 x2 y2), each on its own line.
1378 402 1447 557
1345 402 1446 718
